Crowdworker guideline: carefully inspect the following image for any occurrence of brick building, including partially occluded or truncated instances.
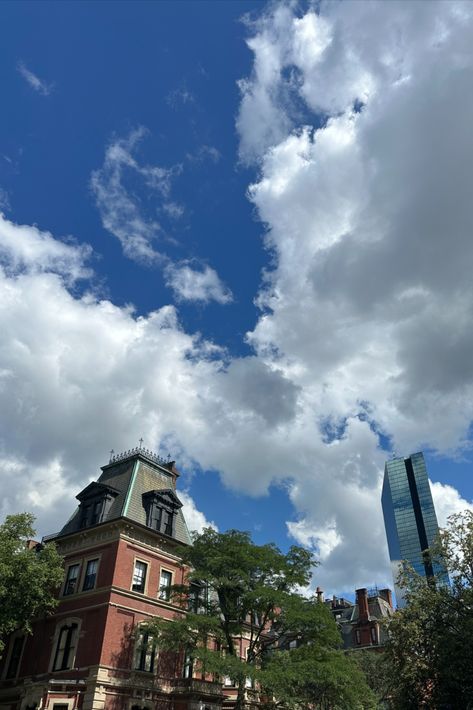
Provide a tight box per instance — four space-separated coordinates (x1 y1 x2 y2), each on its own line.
324 587 394 650
0 448 226 710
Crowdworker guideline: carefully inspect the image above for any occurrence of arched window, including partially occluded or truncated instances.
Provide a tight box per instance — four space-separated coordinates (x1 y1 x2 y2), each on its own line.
52 622 79 671
134 628 157 673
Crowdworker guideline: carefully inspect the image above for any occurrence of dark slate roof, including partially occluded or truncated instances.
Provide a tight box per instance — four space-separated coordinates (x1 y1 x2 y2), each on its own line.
56 452 191 545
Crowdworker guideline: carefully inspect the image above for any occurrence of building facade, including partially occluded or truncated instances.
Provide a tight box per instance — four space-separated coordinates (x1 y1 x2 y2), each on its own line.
324 588 393 651
382 451 448 606
0 448 226 710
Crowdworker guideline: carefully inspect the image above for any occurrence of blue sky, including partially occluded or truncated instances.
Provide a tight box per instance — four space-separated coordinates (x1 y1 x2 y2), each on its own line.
1 0 473 596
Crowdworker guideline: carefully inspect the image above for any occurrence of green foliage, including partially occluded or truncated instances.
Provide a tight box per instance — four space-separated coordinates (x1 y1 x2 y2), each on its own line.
384 510 473 709
353 650 392 707
261 642 377 710
145 527 374 709
0 513 64 656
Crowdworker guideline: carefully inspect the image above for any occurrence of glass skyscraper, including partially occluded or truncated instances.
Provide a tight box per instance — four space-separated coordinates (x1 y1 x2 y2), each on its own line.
382 451 448 606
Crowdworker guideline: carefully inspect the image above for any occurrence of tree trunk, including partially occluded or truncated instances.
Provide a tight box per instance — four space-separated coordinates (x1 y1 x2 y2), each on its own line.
235 674 246 710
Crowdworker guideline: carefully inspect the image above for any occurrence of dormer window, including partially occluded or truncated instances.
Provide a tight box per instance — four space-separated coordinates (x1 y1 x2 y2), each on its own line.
76 482 119 529
142 489 183 538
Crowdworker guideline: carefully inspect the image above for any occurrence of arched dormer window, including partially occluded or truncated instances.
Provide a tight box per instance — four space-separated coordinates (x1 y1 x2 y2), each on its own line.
142 489 182 538
76 482 119 529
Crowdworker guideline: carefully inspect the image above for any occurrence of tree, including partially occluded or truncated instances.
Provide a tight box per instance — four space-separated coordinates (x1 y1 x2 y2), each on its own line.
383 510 473 709
145 528 374 710
0 513 64 656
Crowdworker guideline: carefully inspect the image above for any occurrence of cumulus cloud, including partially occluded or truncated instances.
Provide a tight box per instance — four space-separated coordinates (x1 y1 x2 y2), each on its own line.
431 481 473 527
236 0 473 590
2 1 473 598
165 261 233 304
179 490 218 534
17 61 54 96
0 212 92 282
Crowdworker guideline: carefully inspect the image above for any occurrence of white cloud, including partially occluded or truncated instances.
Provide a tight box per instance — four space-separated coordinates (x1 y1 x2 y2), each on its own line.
165 262 233 304
431 481 473 527
90 127 173 263
166 85 195 108
0 189 10 212
17 61 54 96
91 127 231 305
235 0 473 591
2 1 473 599
0 212 92 282
179 490 218 534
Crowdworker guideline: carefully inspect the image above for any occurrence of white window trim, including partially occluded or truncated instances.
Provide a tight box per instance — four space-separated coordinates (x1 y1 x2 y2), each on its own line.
158 566 173 602
131 557 149 595
78 553 102 593
48 617 82 673
61 560 82 598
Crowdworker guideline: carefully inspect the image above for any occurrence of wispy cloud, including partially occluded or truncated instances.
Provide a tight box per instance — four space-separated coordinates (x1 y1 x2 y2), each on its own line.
17 61 54 96
166 84 195 108
90 126 180 263
186 144 221 164
0 189 10 212
91 127 232 304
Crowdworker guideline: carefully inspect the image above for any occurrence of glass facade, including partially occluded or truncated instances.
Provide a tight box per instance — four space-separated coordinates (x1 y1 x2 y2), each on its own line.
382 452 448 606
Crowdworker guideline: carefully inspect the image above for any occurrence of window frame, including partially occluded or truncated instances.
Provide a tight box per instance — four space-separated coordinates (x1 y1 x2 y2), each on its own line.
158 567 173 602
131 558 149 595
2 634 25 680
49 618 81 673
134 627 157 673
81 556 100 592
62 561 81 597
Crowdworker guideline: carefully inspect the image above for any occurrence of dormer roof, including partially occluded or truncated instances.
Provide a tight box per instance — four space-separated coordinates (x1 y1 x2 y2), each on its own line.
76 481 120 502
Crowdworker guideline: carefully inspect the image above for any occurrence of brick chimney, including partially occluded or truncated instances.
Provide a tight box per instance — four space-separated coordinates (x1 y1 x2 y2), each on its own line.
356 588 369 623
379 588 393 609
316 586 324 603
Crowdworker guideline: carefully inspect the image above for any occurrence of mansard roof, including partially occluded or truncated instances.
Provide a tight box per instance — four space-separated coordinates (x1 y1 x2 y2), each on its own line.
56 449 191 545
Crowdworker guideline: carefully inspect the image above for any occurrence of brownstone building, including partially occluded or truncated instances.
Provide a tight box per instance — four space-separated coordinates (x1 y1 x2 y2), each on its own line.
325 587 394 650
0 448 225 710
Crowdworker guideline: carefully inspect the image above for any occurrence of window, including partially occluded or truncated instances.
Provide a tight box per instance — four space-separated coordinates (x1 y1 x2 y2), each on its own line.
82 559 99 591
142 489 182 539
163 511 173 536
188 582 207 613
132 561 147 593
159 569 172 601
76 482 119 530
183 649 193 679
63 564 80 596
6 636 24 679
370 626 378 644
355 629 361 645
52 623 79 671
134 629 156 673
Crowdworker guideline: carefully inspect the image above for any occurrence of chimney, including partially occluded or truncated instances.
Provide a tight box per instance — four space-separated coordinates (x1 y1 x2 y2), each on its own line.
379 588 393 609
316 586 324 603
356 588 369 623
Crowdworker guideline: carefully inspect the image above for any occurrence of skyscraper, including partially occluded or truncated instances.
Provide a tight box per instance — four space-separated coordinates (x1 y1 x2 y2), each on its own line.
382 451 448 606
